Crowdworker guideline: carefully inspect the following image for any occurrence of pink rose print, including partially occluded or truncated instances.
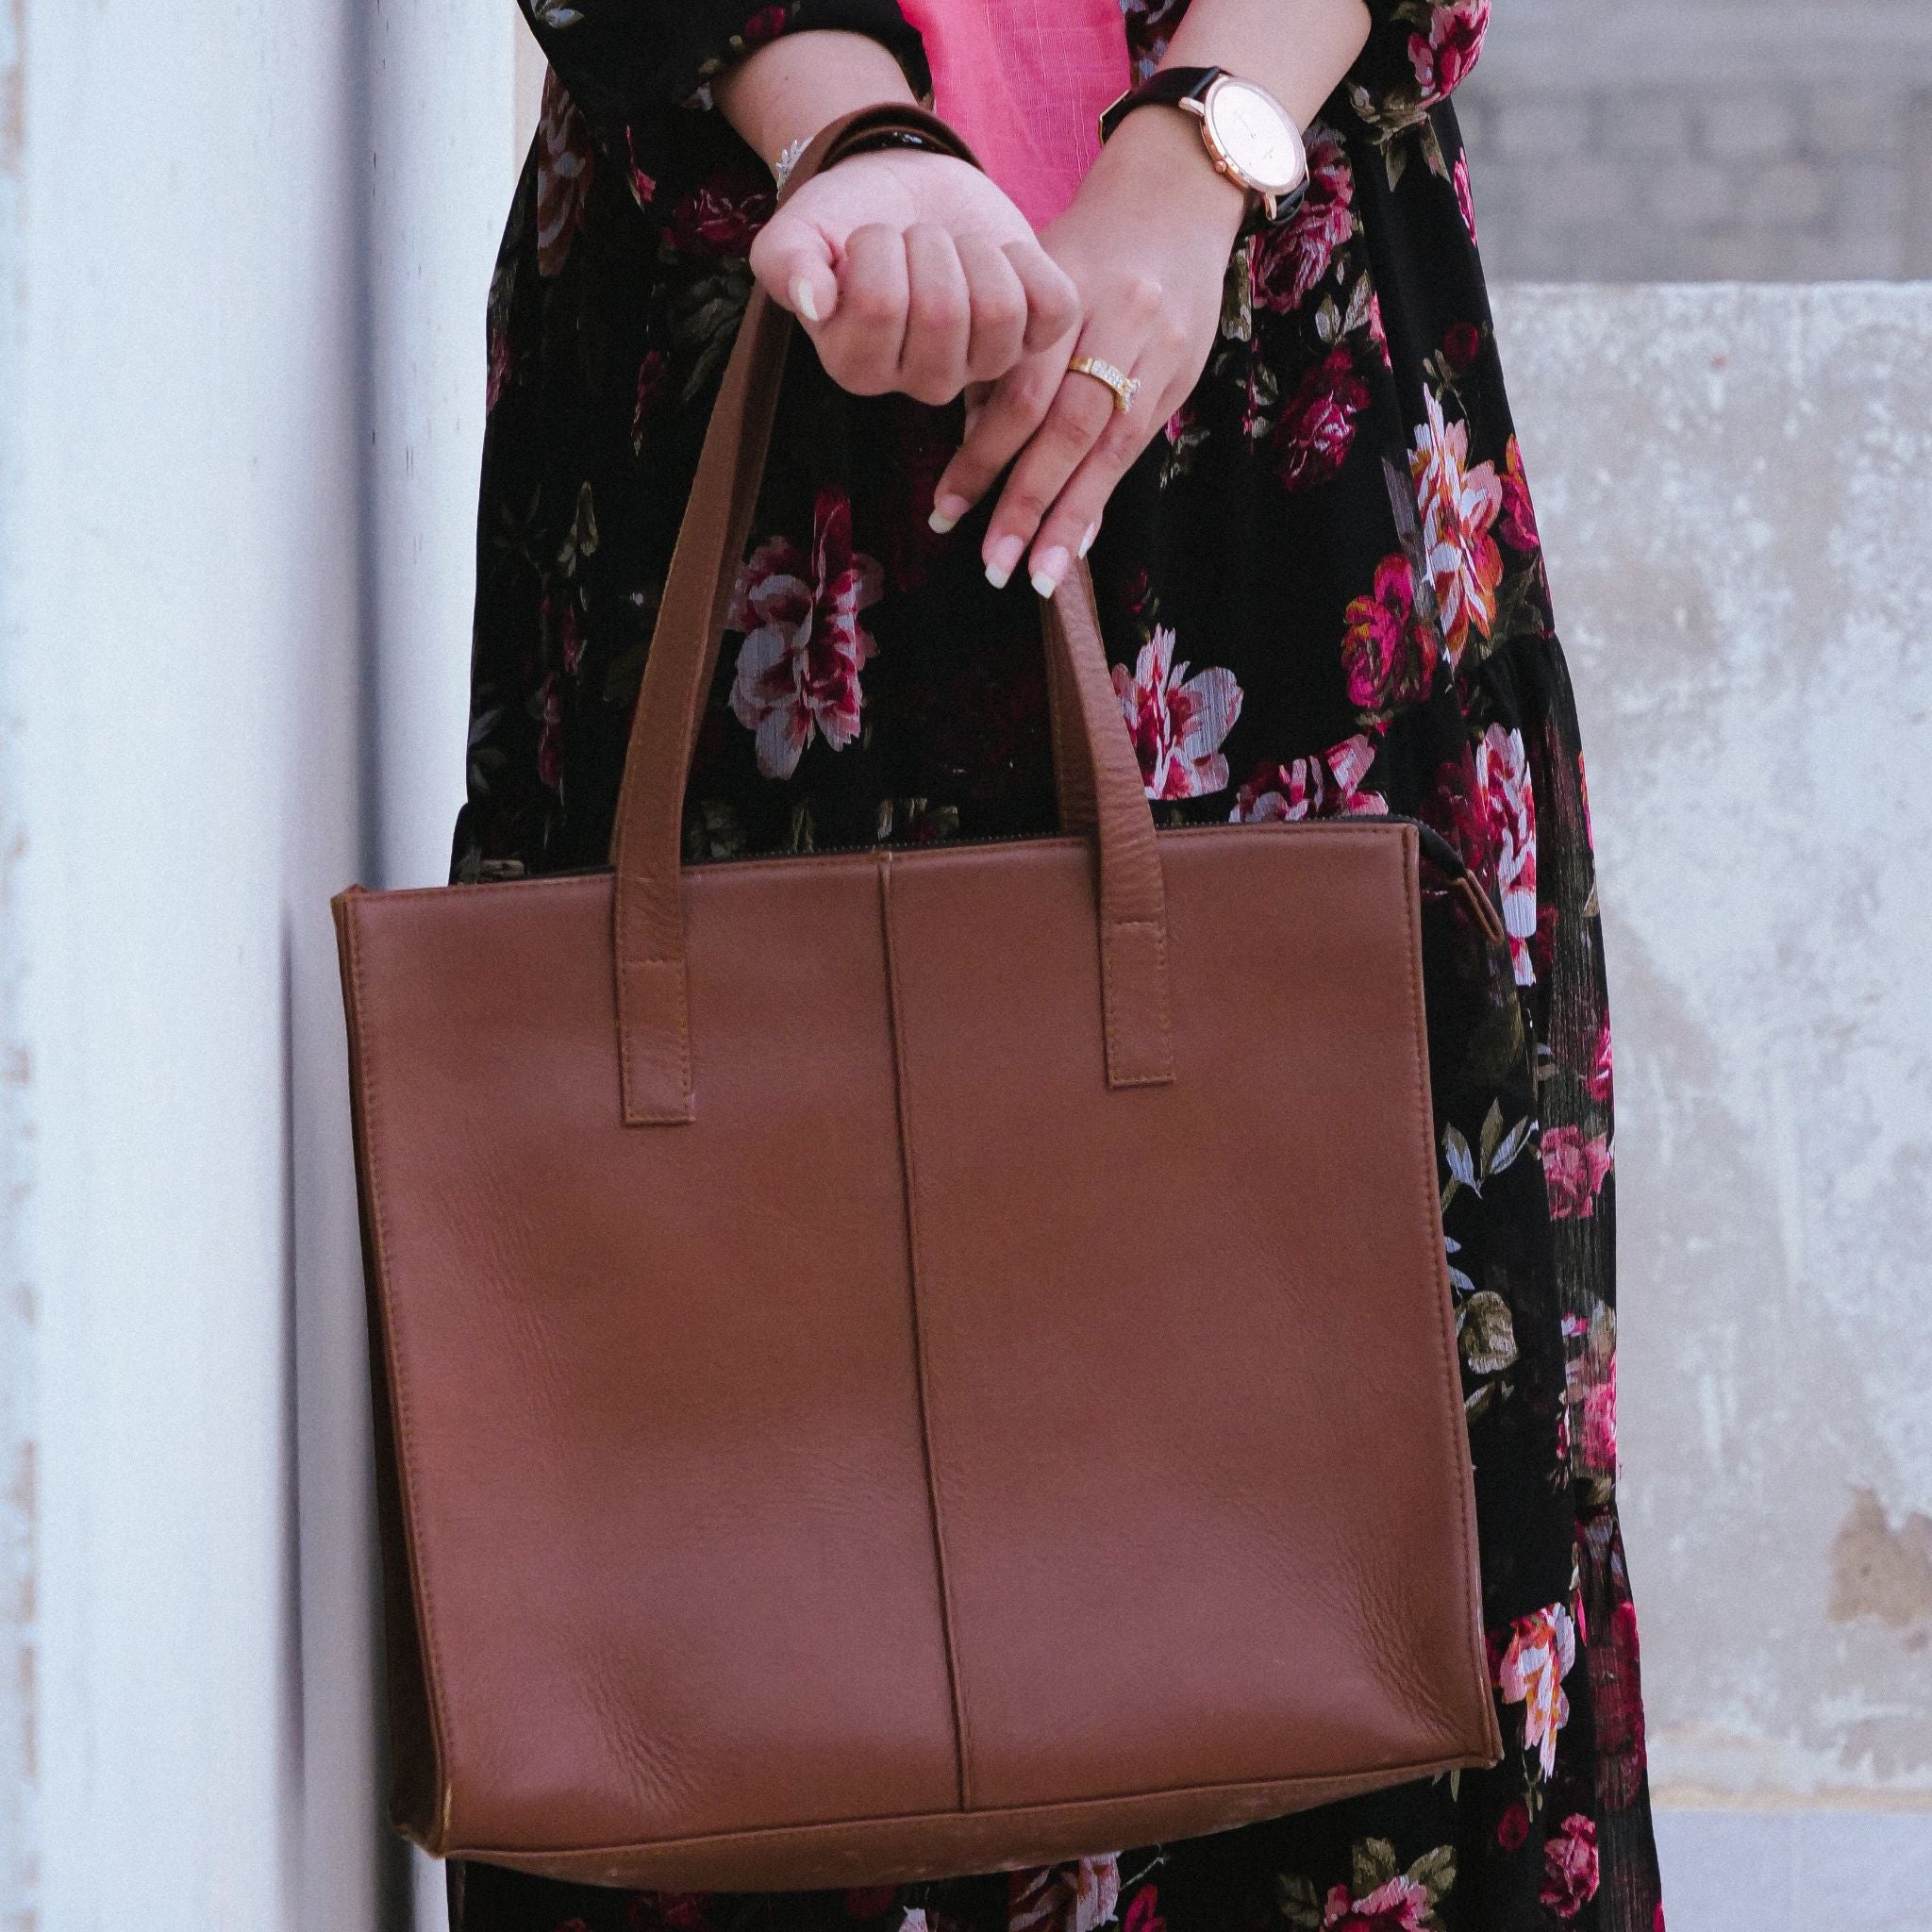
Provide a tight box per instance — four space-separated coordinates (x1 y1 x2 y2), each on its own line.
1408 0 1491 103
727 487 884 780
1009 1857 1122 1932
1496 1798 1530 1850
1114 627 1243 800
1122 1887 1164 1932
1474 723 1537 984
1250 132 1355 312
1542 1124 1613 1219
668 175 774 258
624 128 658 211
1366 285 1392 366
1233 733 1390 823
1442 321 1482 375
1410 388 1505 662
1540 1814 1601 1919
1275 348 1373 492
1422 751 1490 869
1501 435 1541 552
536 71 596 278
1342 553 1440 717
1320 1873 1434 1929
632 349 670 456
487 326 513 414
1453 153 1478 244
1588 1016 1613 1102
535 673 563 792
1584 1370 1618 1468
632 1896 708 1932
551 594 582 675
1562 1312 1619 1470
1495 1601 1577 1777
741 4 788 46
1592 1597 1651 1802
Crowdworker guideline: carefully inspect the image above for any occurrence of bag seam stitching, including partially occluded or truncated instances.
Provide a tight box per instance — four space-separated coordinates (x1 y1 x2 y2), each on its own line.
1100 916 1174 1086
878 853 975 1810
445 1749 1496 1861
1398 829 1502 1757
341 900 458 1848
364 821 1411 904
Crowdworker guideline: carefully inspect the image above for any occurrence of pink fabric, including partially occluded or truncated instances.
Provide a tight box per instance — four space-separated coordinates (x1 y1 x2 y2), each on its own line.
896 0 1132 227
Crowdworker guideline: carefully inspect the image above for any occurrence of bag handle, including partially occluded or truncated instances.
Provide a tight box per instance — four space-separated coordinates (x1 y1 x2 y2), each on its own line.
608 102 1174 1124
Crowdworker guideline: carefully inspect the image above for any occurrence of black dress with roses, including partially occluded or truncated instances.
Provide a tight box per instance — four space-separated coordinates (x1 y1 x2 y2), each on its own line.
446 2 1666 1927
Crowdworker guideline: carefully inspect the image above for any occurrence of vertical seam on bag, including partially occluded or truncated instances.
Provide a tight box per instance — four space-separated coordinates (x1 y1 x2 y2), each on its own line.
342 904 458 1844
1400 832 1500 1758
877 854 974 1811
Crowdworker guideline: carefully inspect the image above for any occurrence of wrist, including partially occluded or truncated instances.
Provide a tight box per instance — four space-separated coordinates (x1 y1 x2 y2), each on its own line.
714 29 920 175
1086 105 1248 250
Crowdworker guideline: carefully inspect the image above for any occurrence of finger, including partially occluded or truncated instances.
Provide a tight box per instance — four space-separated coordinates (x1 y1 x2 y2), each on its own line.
749 209 839 326
928 348 1063 534
982 354 1125 589
813 224 910 396
1003 239 1081 351
954 232 1028 386
899 224 972 406
1025 378 1178 594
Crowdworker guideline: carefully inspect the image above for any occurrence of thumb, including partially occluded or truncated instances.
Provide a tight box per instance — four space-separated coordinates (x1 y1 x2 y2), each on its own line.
752 212 839 326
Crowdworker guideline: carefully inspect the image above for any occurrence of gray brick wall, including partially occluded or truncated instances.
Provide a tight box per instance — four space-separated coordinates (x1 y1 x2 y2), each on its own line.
1455 3 1932 279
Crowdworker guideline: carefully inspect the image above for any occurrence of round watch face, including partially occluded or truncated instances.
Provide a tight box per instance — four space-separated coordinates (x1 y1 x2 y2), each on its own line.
1203 77 1306 195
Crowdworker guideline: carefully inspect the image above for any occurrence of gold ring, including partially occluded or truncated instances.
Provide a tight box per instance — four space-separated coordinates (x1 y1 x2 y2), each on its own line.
1068 355 1141 415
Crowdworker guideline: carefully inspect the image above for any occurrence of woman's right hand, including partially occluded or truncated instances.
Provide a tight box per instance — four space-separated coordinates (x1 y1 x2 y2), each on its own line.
750 148 1078 407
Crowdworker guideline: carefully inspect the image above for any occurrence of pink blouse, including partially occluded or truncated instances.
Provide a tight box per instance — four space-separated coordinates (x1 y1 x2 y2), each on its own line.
895 0 1132 227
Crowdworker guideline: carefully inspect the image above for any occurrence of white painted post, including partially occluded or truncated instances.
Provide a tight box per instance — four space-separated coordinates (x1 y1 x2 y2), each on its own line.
0 0 519 1924
5 0 375 1923
364 3 527 1924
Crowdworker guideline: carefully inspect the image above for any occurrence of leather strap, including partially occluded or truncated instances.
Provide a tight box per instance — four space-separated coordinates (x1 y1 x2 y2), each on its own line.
608 102 1174 1124
1097 66 1217 144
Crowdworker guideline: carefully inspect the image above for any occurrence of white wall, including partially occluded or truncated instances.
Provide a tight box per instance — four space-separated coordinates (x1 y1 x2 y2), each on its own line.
0 1 517 1926
1495 282 1932 1928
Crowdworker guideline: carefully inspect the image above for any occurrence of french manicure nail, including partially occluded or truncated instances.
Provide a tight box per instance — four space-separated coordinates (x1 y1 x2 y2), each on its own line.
928 491 968 535
1077 521 1099 558
984 534 1024 591
791 275 820 323
1029 547 1069 598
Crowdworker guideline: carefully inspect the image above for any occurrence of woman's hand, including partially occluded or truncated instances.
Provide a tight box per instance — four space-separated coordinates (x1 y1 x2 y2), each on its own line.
928 106 1250 594
751 150 1080 405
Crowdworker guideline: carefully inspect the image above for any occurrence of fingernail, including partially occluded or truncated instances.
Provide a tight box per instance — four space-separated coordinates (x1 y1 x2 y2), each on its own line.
1077 521 1099 558
1029 546 1069 598
984 533 1024 591
928 491 967 535
791 275 820 323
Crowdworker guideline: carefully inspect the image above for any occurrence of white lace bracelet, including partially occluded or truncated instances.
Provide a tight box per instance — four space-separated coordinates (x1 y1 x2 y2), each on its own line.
773 135 811 195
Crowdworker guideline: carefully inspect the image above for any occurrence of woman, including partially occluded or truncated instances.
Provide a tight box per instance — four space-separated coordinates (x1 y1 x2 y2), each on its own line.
451 0 1665 1924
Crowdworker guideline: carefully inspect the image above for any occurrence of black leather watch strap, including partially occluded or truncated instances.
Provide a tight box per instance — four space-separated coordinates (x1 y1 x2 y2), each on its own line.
1098 65 1220 145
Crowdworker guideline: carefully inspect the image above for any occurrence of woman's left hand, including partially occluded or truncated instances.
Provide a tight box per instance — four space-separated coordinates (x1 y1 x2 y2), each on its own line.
927 107 1250 597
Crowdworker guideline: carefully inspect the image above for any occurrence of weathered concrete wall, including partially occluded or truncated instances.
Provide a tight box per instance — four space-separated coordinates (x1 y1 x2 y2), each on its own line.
1461 3 1932 280
1491 285 1932 1827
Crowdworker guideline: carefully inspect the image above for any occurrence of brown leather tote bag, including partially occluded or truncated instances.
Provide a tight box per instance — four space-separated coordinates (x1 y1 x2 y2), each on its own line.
333 103 1499 1894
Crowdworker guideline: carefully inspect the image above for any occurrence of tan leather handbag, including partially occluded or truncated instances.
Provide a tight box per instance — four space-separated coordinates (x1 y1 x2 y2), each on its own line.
333 103 1498 1895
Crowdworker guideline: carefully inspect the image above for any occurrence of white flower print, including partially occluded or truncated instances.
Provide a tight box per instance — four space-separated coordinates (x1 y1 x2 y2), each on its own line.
1474 723 1537 984
1409 387 1504 661
1113 627 1243 801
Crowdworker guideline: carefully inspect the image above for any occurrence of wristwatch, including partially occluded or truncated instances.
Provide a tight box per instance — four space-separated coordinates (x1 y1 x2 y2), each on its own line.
1098 66 1309 225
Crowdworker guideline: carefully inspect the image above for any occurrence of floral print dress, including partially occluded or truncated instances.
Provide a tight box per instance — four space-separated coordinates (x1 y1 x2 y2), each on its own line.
449 1 1666 1927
